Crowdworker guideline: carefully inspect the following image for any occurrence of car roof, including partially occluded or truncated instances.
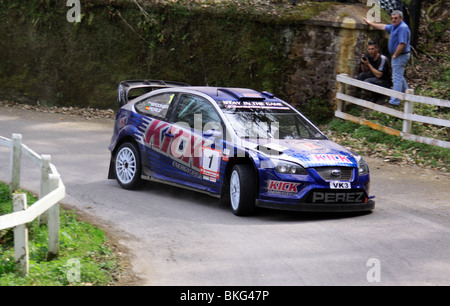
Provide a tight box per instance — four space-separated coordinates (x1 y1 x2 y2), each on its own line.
166 86 281 103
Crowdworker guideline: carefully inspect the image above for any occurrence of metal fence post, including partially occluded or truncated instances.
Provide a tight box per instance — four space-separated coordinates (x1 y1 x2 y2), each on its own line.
13 193 29 277
10 134 22 193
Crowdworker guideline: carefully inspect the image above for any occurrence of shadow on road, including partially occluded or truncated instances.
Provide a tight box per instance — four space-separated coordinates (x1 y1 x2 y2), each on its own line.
123 179 374 223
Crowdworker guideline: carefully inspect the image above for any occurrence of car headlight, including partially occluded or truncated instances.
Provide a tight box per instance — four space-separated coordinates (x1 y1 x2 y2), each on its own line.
272 159 307 175
355 155 369 175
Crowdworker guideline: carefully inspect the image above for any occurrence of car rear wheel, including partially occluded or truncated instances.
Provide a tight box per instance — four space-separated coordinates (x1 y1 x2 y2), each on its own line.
229 164 256 216
114 142 143 190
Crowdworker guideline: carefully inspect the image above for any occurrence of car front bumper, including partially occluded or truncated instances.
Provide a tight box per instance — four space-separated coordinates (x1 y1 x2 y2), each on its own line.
256 198 375 212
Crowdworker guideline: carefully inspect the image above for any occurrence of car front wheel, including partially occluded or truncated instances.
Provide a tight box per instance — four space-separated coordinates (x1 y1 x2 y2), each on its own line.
229 164 256 216
114 142 143 190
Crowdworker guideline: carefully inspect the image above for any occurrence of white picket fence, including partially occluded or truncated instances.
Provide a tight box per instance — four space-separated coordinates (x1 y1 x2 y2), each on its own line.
335 73 450 149
0 134 65 276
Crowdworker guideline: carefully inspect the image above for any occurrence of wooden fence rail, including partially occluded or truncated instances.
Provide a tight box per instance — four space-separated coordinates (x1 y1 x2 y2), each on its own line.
335 74 450 149
0 133 65 276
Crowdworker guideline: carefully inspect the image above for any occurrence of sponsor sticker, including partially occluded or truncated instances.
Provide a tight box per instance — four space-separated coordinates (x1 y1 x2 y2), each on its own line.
222 100 290 110
200 147 222 179
311 191 366 203
119 116 127 128
296 142 327 152
222 148 230 161
145 101 169 113
267 180 300 195
142 118 210 171
313 154 353 164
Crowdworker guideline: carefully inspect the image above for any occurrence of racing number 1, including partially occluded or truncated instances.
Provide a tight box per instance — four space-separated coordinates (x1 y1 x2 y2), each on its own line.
201 147 221 179
208 154 214 168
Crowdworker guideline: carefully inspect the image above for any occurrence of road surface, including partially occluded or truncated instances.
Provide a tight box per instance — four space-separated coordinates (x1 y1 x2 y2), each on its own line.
0 106 449 285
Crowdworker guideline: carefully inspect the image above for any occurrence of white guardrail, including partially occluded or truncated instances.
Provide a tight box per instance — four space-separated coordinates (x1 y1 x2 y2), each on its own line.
0 134 65 276
335 73 450 149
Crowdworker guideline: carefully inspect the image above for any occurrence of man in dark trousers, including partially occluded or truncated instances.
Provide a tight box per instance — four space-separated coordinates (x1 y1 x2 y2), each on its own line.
364 10 411 106
358 40 392 104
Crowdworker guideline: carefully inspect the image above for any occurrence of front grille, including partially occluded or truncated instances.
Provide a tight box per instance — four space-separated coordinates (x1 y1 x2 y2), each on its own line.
313 167 353 182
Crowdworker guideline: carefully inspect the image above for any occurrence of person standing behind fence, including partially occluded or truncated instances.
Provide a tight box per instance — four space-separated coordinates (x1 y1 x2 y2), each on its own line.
364 10 411 106
358 40 392 104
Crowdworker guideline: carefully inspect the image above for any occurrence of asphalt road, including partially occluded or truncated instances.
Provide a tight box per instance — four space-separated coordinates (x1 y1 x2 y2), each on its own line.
1 106 449 286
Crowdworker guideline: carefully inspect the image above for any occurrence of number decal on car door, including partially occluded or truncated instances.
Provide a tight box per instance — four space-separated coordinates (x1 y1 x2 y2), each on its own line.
200 147 221 180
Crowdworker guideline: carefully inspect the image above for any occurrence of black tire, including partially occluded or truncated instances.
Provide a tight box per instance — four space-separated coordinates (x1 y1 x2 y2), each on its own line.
114 142 143 190
229 164 256 216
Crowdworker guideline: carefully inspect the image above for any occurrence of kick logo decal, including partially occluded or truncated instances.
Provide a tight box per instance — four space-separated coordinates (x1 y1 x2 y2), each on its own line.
141 118 212 172
313 154 353 164
267 180 300 195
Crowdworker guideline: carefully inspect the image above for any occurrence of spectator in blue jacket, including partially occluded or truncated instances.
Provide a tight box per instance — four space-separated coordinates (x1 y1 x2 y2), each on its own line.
364 10 411 106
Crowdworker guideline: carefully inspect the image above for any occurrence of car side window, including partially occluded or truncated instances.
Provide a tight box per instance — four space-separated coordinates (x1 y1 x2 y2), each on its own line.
135 92 177 119
174 94 222 132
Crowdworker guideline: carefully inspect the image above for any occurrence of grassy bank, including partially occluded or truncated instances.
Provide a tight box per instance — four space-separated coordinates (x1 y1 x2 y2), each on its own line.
323 117 449 173
0 183 123 286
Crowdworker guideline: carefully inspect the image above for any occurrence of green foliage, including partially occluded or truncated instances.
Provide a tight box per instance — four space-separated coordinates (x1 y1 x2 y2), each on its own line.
300 97 335 125
328 118 360 134
0 0 445 126
0 184 11 207
0 0 322 110
128 3 289 101
416 67 450 101
0 183 121 286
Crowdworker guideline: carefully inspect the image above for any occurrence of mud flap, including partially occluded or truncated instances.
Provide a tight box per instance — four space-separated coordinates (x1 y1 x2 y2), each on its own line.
107 157 116 179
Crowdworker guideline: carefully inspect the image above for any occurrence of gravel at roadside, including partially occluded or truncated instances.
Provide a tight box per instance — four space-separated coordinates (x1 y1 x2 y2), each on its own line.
0 100 116 120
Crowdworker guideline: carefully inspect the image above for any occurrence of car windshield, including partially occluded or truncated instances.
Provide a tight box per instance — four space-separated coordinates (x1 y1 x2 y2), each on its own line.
222 107 326 140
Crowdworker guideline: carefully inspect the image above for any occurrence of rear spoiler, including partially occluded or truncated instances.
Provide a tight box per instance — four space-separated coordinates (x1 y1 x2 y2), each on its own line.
117 79 189 108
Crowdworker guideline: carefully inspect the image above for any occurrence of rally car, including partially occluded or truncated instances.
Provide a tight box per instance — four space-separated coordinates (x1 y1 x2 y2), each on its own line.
108 80 375 215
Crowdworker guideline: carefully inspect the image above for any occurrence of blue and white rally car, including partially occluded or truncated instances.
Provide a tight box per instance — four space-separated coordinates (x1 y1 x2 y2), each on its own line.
108 80 375 215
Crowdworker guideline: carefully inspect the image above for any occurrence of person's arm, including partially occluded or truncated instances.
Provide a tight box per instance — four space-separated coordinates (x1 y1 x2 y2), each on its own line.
392 43 406 59
363 18 387 30
368 63 383 78
361 57 383 78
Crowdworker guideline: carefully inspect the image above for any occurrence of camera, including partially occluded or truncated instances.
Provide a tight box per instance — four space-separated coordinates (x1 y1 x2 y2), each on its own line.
362 55 368 61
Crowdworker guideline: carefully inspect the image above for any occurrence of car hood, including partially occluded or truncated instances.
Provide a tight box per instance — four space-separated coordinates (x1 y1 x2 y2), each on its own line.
244 139 358 168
